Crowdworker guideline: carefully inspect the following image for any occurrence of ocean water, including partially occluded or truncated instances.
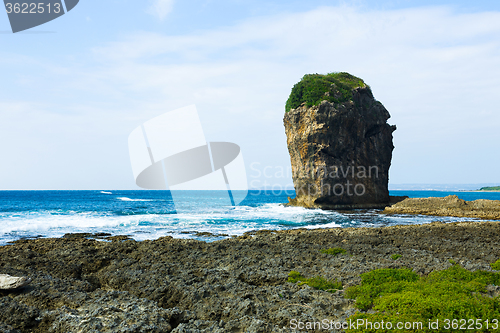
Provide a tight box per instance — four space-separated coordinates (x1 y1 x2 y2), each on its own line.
0 190 499 245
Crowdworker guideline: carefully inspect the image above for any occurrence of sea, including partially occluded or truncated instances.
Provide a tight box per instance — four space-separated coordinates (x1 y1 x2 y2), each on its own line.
0 190 499 246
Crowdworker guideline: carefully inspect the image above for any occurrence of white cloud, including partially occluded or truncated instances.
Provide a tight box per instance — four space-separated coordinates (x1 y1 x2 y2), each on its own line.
146 0 174 20
2 5 500 188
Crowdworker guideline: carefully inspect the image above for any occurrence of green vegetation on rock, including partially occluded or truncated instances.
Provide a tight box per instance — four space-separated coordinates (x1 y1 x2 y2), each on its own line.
491 259 500 270
345 266 500 332
479 186 500 191
320 247 347 256
287 271 342 292
285 72 368 112
391 253 402 260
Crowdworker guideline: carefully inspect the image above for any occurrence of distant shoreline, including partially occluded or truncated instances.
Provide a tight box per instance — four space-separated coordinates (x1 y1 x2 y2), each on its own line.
389 189 500 193
456 190 500 193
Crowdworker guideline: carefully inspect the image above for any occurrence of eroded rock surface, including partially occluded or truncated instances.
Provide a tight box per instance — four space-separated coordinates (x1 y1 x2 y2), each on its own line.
284 73 396 209
2 222 500 332
384 195 500 220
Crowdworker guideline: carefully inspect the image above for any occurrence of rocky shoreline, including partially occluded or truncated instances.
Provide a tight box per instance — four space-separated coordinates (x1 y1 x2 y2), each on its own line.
384 195 500 220
1 221 500 332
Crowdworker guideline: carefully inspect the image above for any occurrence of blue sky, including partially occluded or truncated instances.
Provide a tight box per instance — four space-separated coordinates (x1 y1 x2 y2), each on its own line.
1 0 500 189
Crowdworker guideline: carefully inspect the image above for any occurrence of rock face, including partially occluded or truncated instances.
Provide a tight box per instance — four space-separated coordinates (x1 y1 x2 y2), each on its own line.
384 195 500 220
283 72 396 209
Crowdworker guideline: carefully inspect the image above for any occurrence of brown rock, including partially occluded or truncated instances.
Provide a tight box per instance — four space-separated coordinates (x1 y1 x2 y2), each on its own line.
383 195 500 220
283 73 396 209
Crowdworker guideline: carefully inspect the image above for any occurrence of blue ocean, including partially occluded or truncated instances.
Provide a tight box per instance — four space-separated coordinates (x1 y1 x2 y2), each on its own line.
0 190 499 245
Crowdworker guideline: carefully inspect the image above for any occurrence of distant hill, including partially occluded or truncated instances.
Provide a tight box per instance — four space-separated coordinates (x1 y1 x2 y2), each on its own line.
479 186 500 191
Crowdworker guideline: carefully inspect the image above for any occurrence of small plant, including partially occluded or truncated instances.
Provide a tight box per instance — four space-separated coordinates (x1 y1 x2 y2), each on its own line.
448 259 457 265
345 266 500 332
287 271 304 283
320 247 347 256
491 259 500 270
345 268 419 311
287 271 342 293
391 254 402 260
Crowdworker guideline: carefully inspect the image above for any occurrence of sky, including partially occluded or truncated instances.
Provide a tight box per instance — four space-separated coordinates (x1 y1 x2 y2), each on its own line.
0 0 499 190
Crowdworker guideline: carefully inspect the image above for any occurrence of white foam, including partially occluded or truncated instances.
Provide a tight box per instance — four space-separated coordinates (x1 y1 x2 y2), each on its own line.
230 203 342 220
0 212 131 235
1 199 484 246
116 197 153 202
100 191 112 194
304 222 341 229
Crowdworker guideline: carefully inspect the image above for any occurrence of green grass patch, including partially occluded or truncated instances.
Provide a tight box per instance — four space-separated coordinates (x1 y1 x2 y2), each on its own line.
288 271 342 293
285 72 368 112
345 266 500 332
320 247 347 256
491 259 500 270
391 254 402 260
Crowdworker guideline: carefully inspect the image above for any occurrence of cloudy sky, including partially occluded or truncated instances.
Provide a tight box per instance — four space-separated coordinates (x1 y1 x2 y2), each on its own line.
1 0 499 190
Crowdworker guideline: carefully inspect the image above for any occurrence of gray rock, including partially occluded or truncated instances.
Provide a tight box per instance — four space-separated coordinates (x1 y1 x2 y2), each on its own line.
0 274 31 290
283 73 396 209
1 222 500 332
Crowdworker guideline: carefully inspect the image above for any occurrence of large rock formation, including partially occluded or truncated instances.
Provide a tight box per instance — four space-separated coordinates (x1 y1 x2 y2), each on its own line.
284 72 396 209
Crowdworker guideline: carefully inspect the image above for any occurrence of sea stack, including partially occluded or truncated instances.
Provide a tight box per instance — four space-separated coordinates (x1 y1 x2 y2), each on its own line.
283 72 396 209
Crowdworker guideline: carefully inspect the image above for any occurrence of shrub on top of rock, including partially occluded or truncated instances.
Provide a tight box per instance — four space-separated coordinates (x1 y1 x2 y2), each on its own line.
285 72 369 112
